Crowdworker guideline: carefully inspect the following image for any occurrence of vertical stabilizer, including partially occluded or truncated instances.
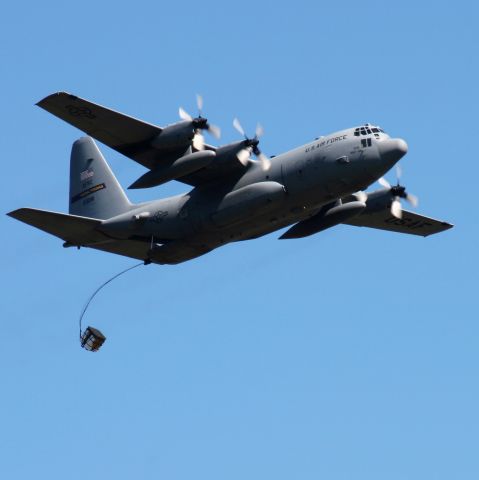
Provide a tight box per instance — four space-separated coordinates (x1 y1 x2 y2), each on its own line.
69 137 132 219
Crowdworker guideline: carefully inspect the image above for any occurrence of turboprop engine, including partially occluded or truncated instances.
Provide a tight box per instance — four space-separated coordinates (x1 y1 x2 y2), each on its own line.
149 121 197 151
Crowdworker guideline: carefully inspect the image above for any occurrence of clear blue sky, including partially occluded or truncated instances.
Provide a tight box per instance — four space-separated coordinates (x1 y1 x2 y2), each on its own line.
1 1 477 479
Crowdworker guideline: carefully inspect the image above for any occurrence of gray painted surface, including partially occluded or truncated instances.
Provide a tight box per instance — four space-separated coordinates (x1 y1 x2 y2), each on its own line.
8 94 454 265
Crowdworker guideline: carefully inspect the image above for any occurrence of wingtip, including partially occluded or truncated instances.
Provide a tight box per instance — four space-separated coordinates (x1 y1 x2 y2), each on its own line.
36 91 76 107
6 208 29 220
422 221 454 237
438 222 454 232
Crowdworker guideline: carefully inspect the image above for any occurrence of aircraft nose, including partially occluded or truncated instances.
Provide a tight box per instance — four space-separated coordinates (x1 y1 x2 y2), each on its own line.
378 138 408 165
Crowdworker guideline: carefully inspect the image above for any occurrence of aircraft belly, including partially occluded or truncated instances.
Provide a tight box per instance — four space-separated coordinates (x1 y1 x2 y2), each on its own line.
201 199 322 245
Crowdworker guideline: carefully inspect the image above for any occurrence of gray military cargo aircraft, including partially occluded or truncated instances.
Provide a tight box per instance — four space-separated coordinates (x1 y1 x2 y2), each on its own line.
7 92 453 265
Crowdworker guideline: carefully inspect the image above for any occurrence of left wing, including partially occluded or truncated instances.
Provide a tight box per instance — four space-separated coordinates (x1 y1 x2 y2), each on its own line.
345 208 453 236
37 92 186 170
37 92 247 186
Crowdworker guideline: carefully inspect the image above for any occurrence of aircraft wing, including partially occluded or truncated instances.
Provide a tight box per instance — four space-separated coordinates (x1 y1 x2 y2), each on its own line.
37 92 187 170
36 92 248 186
344 208 453 237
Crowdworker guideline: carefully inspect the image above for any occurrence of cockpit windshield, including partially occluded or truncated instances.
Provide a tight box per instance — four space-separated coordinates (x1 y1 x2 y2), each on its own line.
353 124 386 136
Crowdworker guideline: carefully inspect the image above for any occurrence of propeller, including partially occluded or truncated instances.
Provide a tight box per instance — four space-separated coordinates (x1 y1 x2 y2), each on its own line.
233 118 271 171
178 94 221 150
378 165 419 219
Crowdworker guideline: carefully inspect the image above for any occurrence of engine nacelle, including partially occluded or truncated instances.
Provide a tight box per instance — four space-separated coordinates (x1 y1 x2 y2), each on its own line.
280 200 366 239
150 121 195 151
213 140 249 164
129 150 216 189
359 189 393 213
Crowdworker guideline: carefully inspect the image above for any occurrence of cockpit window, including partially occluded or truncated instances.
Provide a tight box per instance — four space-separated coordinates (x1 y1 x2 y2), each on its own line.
354 125 386 136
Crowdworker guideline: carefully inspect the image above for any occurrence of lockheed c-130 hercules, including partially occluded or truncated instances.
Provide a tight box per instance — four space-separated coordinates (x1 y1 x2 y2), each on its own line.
8 92 453 265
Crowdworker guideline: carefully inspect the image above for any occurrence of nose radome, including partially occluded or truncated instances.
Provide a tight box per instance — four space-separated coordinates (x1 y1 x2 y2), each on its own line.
378 138 408 165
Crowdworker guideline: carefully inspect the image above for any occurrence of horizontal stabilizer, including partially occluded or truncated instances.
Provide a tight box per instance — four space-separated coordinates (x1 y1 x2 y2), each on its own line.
7 208 106 245
7 208 208 264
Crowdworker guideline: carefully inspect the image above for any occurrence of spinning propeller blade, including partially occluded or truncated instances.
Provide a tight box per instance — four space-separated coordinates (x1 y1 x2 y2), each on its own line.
391 199 403 219
178 95 221 149
233 117 246 138
196 93 203 114
232 117 271 171
378 177 391 189
193 133 205 151
237 147 252 166
179 106 192 122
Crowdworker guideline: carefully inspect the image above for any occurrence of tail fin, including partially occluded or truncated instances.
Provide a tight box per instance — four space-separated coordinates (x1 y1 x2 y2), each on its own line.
69 137 132 219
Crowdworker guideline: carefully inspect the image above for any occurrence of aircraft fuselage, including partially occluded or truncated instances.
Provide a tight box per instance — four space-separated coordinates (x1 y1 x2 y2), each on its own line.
100 126 406 263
